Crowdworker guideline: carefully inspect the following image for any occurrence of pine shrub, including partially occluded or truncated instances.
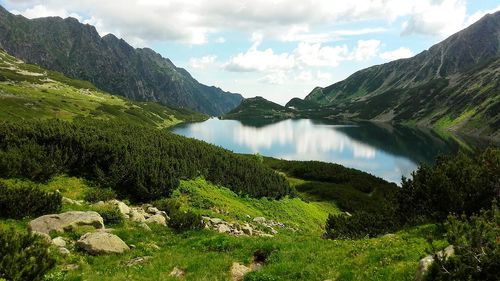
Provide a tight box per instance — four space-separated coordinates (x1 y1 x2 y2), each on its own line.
84 187 116 203
0 228 55 281
0 183 61 219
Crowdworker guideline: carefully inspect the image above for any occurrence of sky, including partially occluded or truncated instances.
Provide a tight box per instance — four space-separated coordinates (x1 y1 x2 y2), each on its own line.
2 0 500 104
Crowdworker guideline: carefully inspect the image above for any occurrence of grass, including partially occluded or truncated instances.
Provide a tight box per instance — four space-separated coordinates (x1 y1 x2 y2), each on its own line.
0 50 206 128
0 175 445 281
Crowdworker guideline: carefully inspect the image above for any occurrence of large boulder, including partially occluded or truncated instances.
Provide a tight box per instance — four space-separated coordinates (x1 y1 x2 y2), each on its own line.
76 232 129 255
415 245 455 281
231 262 251 281
29 211 104 235
129 208 147 222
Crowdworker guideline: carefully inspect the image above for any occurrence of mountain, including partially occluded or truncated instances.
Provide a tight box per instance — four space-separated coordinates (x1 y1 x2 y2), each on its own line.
0 48 206 126
222 96 295 120
0 6 243 116
304 11 500 138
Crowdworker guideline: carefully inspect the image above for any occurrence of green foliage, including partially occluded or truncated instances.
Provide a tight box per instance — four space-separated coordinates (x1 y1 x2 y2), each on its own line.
84 188 117 203
324 210 398 239
153 198 181 217
92 204 124 226
397 148 500 225
168 209 203 231
0 182 61 219
425 202 500 281
0 228 55 281
0 119 292 202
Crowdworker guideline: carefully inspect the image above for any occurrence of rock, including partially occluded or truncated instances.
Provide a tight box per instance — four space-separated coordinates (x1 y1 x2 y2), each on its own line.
415 245 455 281
76 232 129 255
139 222 152 231
169 267 185 278
253 217 266 223
241 225 253 236
109 200 131 218
61 264 79 272
231 262 251 281
209 218 223 225
146 206 160 214
217 224 231 233
129 209 146 223
29 211 104 235
145 214 167 226
58 247 70 255
382 233 396 238
126 256 151 267
52 237 66 247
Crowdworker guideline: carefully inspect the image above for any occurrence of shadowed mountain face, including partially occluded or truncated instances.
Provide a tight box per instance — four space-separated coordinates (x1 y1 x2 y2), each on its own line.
0 6 243 116
304 12 500 138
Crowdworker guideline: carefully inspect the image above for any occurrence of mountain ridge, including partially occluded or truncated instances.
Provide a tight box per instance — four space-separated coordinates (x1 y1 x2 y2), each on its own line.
0 6 243 116
303 11 500 138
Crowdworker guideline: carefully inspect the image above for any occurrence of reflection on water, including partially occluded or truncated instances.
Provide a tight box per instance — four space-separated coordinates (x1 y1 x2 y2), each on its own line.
172 118 491 184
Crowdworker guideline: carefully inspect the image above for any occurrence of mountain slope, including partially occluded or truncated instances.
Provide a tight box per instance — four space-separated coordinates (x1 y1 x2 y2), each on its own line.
0 48 206 126
305 11 500 138
0 6 243 116
223 96 295 120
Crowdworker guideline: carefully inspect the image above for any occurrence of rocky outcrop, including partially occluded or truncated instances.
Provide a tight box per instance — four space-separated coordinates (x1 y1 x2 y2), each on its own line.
76 232 130 255
169 267 185 278
231 262 251 281
202 216 295 237
29 211 104 235
415 245 455 281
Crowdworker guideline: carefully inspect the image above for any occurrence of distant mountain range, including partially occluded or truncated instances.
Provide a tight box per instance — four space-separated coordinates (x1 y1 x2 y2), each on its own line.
302 11 500 138
0 6 243 115
225 11 500 138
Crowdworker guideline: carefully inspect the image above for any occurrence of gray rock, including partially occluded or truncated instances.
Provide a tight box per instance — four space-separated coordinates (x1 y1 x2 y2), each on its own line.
145 214 167 226
62 197 82 206
231 262 251 281
169 267 185 278
210 218 223 225
52 237 66 247
415 245 455 281
108 200 131 218
58 247 70 255
253 217 266 223
76 232 129 255
129 208 146 223
241 225 253 236
29 211 104 235
217 224 231 233
126 256 151 267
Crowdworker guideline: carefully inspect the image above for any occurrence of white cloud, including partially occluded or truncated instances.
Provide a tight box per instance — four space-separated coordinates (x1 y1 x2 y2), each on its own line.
296 71 313 82
351 40 381 61
5 0 483 46
258 71 288 85
380 47 414 61
214 37 226 43
11 4 82 21
465 5 500 28
316 70 332 81
189 55 217 69
294 42 349 67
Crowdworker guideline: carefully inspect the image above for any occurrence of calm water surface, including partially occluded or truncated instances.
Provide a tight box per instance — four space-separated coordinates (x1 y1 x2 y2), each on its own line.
172 118 491 184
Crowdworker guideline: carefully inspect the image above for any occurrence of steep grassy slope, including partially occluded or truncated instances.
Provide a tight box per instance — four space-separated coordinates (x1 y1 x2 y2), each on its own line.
304 12 500 138
0 49 206 127
0 6 243 116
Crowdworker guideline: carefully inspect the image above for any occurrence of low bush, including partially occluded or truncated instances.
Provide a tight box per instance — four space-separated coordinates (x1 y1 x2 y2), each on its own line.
0 182 61 219
0 228 55 281
425 201 500 281
324 209 399 239
153 198 182 216
168 209 203 231
92 204 124 225
84 187 116 203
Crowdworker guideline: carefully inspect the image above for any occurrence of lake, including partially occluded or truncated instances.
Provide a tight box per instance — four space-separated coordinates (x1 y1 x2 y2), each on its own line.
172 118 491 184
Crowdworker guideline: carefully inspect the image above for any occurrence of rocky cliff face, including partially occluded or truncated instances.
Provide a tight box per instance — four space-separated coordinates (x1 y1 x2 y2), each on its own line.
304 11 500 138
0 6 243 115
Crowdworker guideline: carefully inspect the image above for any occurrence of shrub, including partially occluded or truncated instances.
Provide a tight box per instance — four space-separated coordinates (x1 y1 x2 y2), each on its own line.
324 209 399 239
425 202 500 281
0 182 61 219
0 228 55 281
153 198 182 216
168 209 203 231
84 187 116 203
92 204 124 225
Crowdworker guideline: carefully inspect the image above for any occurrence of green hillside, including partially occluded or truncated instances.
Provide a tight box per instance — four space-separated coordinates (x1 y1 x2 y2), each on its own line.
303 12 500 138
0 49 206 127
222 96 295 120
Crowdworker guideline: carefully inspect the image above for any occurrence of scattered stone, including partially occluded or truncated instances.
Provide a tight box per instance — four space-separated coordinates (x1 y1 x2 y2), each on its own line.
148 243 161 250
145 214 167 226
58 247 70 255
61 264 79 272
217 224 231 233
29 211 104 235
382 233 396 238
108 200 131 218
209 218 223 225
52 237 66 247
169 267 185 278
146 206 160 214
139 222 152 231
76 232 129 255
241 225 253 236
231 262 251 281
253 217 266 223
126 256 151 267
129 209 147 223
415 245 455 281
